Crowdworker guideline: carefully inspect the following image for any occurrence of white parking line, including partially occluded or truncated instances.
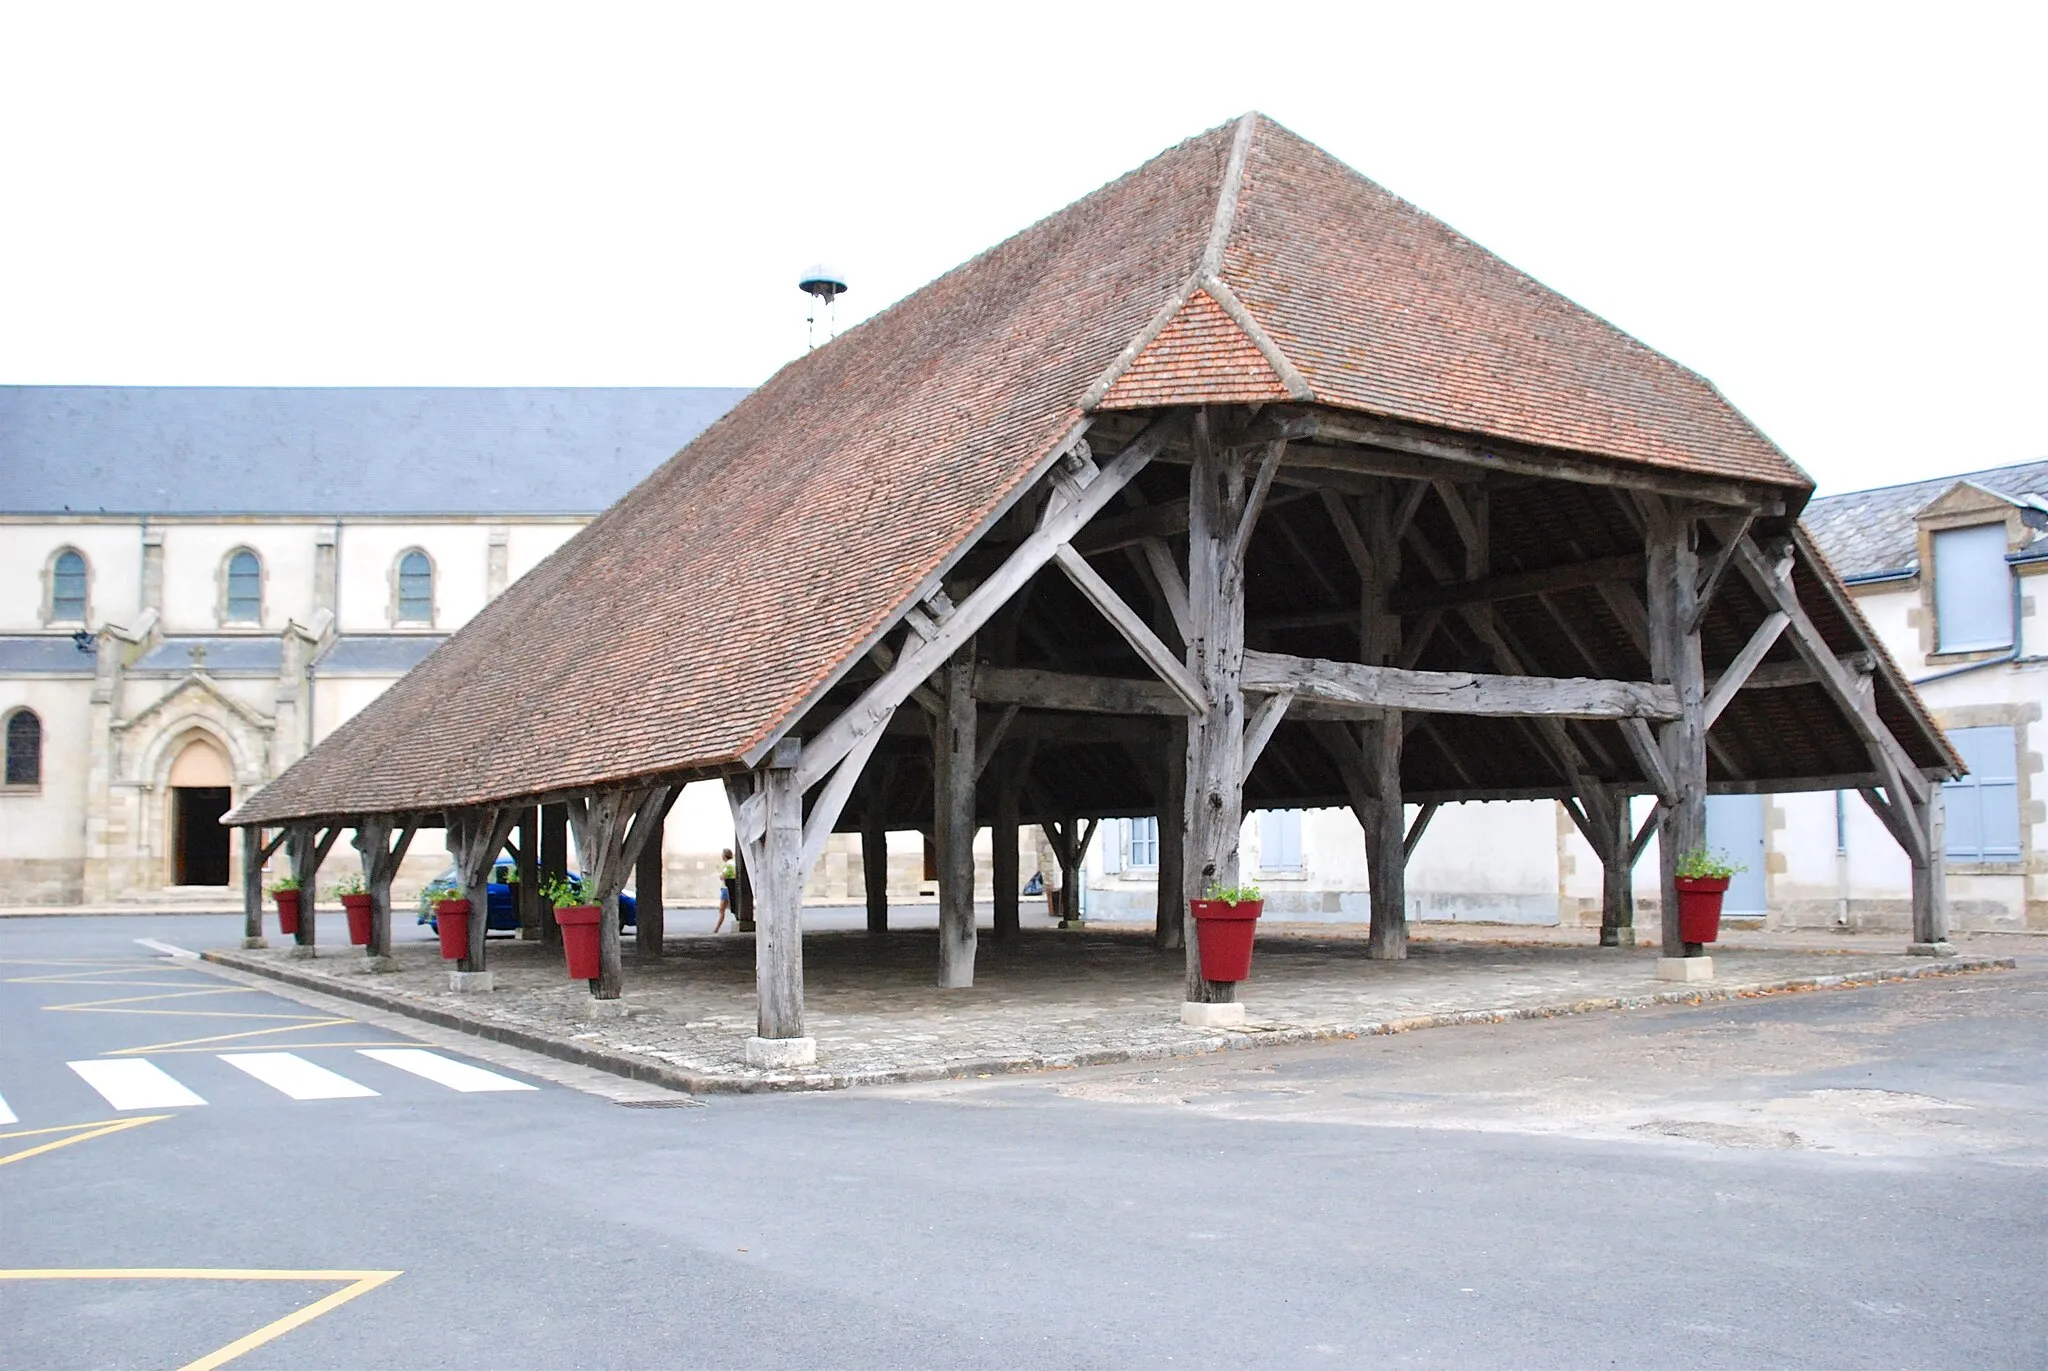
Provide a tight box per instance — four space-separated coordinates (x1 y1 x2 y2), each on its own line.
68 1060 207 1110
133 937 197 960
357 1048 537 1093
219 1052 379 1100
0 1090 15 1125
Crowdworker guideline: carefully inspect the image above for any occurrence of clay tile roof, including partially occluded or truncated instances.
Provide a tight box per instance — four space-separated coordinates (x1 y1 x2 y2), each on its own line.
230 114 1816 825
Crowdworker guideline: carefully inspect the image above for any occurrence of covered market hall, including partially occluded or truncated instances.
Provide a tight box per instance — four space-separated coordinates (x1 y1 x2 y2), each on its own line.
226 114 1959 1068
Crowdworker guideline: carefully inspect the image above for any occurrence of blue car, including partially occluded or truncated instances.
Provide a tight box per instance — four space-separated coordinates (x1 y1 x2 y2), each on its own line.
419 861 636 934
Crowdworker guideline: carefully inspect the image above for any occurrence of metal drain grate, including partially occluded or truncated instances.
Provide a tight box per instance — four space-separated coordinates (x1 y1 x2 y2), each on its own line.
617 1097 702 1109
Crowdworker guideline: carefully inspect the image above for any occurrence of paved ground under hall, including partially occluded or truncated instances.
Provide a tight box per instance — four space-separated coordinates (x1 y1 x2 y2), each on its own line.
204 916 2018 1091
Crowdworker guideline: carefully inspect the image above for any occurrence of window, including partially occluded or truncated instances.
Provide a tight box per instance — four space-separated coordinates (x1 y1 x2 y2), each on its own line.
1128 816 1160 869
224 549 262 623
50 549 87 623
1933 523 2012 652
1944 725 2020 862
5 710 41 787
1258 809 1303 873
396 550 433 624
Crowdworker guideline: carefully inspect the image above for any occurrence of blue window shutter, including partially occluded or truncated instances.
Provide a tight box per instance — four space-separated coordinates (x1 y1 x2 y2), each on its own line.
1944 725 2020 860
1259 810 1303 872
1933 524 2012 651
1101 819 1124 874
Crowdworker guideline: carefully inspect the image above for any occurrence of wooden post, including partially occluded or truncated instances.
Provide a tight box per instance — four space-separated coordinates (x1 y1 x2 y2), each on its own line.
567 788 667 1000
540 802 567 947
1361 487 1407 960
355 816 414 963
1911 787 1949 949
861 770 890 936
991 759 1019 942
634 793 671 956
936 652 978 988
515 807 541 940
1363 712 1407 959
1597 787 1637 947
1644 499 1708 962
1182 420 1267 1006
1056 812 1084 925
1156 719 1187 950
240 825 268 948
287 823 337 951
747 740 812 1064
448 808 514 975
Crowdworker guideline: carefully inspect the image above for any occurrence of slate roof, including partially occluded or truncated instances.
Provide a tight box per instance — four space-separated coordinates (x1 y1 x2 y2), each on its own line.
132 636 284 674
1804 460 2048 579
0 387 748 515
0 635 96 676
229 114 1829 825
311 635 447 676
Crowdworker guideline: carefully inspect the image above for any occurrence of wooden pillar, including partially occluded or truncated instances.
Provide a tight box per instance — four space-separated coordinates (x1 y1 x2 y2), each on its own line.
1597 787 1637 947
990 759 1019 943
1645 500 1708 960
539 802 567 947
1181 423 1260 1005
240 825 267 947
634 795 669 956
356 816 413 962
1911 787 1949 948
1363 712 1407 960
935 652 978 988
753 741 809 1047
1056 812 1085 926
515 807 541 941
1155 720 1187 950
862 770 891 936
287 823 334 950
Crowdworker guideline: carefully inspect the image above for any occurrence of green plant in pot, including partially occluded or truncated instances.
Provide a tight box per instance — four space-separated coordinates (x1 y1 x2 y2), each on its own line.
1674 846 1745 944
1189 882 1264 982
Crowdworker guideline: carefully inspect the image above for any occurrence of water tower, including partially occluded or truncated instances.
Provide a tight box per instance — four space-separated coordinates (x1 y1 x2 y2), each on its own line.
799 263 848 350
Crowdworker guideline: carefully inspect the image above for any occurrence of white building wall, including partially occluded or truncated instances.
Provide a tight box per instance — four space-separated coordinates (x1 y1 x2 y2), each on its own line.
156 522 323 633
0 519 144 631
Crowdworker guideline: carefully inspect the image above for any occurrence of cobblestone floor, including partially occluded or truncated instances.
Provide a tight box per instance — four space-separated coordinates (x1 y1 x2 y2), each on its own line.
210 922 2017 1089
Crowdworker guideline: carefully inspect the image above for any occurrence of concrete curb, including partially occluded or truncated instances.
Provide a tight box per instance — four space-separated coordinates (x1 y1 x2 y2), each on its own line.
202 948 2018 1095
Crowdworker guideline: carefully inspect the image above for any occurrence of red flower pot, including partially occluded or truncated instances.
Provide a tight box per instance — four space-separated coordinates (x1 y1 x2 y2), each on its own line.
554 904 602 980
1675 876 1729 944
341 893 373 946
434 898 471 960
1190 899 1263 982
272 889 301 936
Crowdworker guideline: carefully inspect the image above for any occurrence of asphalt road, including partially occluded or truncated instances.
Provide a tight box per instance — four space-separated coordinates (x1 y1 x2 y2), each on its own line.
3 914 2043 1369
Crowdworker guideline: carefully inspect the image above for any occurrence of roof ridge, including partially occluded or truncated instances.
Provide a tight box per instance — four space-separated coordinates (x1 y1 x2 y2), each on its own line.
1199 112 1259 278
1809 457 2048 503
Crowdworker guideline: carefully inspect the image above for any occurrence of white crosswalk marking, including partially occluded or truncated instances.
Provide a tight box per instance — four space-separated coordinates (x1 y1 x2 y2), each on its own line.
68 1059 207 1110
0 1090 15 1125
358 1048 537 1093
219 1052 379 1100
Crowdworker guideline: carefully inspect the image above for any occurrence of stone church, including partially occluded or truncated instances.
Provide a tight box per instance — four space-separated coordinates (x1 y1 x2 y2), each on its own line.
0 386 744 904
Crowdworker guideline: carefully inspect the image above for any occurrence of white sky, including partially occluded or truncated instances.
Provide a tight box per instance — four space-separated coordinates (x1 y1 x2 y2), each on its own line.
1 2 2039 495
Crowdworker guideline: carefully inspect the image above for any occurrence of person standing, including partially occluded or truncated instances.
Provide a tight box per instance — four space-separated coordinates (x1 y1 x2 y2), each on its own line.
714 849 737 933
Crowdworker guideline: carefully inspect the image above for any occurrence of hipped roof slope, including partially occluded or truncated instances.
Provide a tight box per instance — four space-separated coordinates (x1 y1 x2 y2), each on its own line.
233 114 1812 824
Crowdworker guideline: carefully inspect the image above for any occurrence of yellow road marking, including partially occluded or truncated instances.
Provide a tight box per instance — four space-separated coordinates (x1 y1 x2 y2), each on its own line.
0 1268 402 1371
0 1114 170 1167
9 964 219 984
102 1018 358 1053
46 987 256 1009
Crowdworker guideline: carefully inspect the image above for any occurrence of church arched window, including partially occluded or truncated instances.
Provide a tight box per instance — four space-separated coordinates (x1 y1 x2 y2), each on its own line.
224 548 263 624
4 709 41 787
395 549 435 625
48 548 88 624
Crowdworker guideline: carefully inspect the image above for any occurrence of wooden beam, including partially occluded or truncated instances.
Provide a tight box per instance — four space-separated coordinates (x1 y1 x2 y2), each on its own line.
1687 513 1756 635
1643 496 1707 959
1052 542 1209 713
1402 802 1439 861
1241 650 1678 720
1228 440 1286 567
1392 554 1644 614
1274 406 1775 509
973 665 1191 717
754 739 807 1043
1732 538 1929 803
790 414 1181 791
1703 611 1790 728
1284 442 1483 486
1241 689 1293 782
800 706 894 876
935 654 978 988
1621 717 1677 804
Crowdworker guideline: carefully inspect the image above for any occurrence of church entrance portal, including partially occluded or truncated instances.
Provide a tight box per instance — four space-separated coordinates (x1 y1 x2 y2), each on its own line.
167 738 233 887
